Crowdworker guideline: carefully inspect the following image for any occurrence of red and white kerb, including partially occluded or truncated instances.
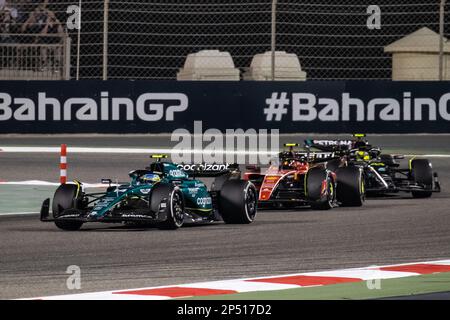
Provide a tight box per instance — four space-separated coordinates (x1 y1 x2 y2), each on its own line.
60 144 67 184
30 259 450 300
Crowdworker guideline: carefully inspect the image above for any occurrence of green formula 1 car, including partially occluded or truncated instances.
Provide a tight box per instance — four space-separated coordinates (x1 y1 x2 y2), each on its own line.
40 155 257 231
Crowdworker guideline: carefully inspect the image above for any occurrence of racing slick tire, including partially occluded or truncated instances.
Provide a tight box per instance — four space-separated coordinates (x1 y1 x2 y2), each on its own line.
411 159 433 198
52 184 84 231
151 184 185 230
219 180 257 224
306 167 335 210
336 166 365 207
326 159 342 172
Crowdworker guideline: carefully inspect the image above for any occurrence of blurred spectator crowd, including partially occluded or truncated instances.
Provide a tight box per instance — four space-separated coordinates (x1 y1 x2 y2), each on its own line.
1 0 64 44
1 0 67 75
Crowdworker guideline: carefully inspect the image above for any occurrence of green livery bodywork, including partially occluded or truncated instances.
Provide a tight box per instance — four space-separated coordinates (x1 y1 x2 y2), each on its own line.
40 158 258 230
90 161 213 220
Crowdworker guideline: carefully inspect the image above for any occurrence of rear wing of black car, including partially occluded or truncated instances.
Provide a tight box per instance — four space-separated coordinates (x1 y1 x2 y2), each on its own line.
295 151 340 163
304 139 353 153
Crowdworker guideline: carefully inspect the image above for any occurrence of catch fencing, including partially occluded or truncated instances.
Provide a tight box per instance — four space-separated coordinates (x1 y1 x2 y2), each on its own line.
0 0 449 80
0 34 71 80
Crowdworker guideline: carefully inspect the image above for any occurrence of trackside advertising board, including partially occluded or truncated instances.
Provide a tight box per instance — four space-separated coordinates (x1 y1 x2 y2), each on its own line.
0 81 449 133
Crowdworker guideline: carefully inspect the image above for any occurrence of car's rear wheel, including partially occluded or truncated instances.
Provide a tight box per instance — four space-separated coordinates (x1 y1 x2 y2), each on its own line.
306 167 335 210
219 180 257 224
52 184 84 231
326 159 342 172
151 184 185 230
336 166 365 207
411 159 433 198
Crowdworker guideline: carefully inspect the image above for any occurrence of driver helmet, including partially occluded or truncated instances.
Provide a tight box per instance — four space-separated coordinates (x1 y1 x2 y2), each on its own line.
141 173 161 183
353 139 368 149
356 150 371 161
282 159 296 169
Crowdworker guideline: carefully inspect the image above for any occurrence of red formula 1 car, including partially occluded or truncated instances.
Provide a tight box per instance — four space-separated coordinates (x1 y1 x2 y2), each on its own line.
244 144 365 210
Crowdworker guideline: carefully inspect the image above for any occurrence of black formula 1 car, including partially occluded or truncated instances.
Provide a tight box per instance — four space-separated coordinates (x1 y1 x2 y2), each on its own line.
305 134 441 198
40 155 257 230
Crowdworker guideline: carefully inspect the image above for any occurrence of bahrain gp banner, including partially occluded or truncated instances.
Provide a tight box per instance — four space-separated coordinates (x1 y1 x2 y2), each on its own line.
0 81 449 133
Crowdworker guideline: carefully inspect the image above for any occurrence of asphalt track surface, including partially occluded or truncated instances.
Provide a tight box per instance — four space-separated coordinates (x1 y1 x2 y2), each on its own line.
0 135 449 299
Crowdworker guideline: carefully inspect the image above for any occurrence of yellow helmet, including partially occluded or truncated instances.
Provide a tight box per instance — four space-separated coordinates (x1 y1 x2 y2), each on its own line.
141 173 161 183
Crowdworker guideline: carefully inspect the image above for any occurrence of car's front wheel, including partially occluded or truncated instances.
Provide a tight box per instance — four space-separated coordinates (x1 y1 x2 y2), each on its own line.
306 167 335 210
52 184 84 231
336 166 365 207
151 184 185 230
219 180 257 224
411 159 433 198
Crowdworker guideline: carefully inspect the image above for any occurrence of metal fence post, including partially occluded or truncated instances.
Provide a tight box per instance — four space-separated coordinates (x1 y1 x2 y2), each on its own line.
76 0 82 80
103 0 110 80
271 0 278 81
439 0 446 81
65 35 72 80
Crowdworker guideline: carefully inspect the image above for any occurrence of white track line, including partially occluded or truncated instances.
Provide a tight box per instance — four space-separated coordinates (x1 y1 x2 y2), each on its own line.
405 155 450 158
0 180 109 187
177 280 300 292
1 146 450 158
0 212 37 216
0 146 273 155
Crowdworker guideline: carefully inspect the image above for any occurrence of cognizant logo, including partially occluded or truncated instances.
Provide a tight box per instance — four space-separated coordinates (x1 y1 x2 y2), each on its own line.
196 197 212 206
264 92 450 122
0 92 188 121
